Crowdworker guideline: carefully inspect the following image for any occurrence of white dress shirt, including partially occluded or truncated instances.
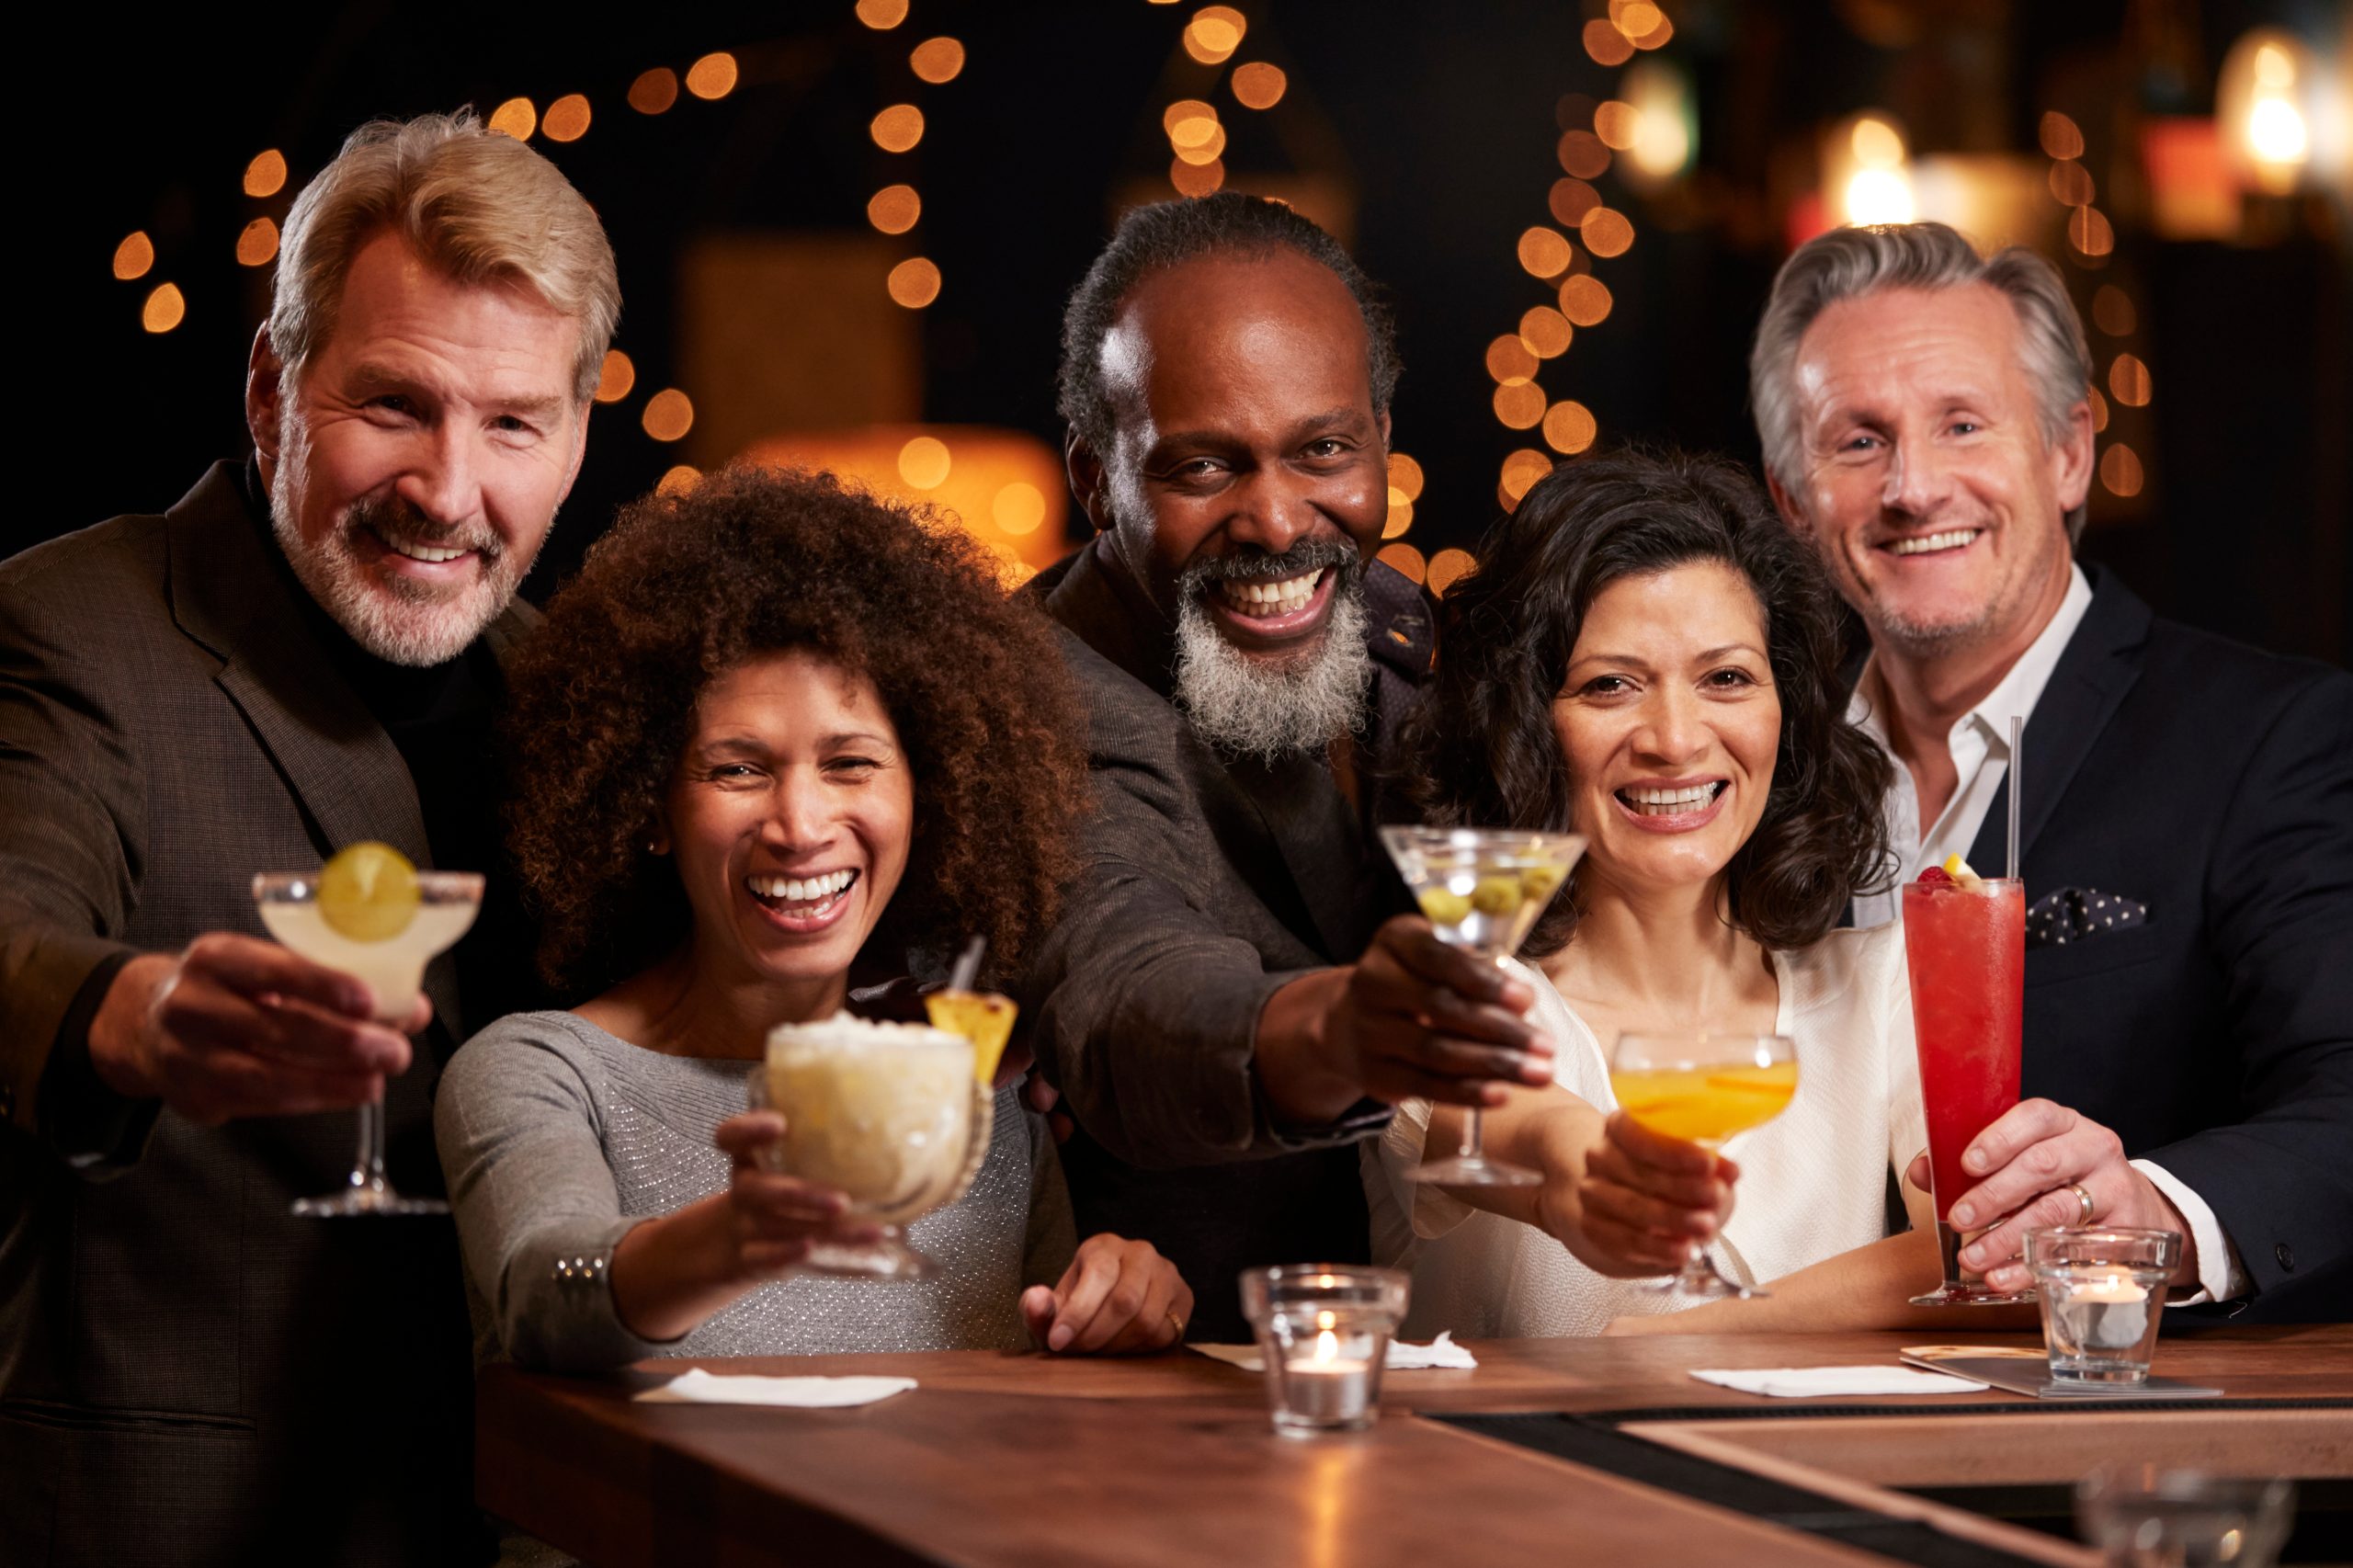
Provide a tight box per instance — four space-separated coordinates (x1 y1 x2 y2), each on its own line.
1846 562 2245 1304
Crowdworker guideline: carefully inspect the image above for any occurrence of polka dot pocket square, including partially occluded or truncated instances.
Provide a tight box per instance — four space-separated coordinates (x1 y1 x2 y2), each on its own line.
2026 887 2149 949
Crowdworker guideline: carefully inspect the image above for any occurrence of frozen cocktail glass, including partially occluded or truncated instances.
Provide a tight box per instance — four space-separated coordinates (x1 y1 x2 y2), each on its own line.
1903 872 2033 1305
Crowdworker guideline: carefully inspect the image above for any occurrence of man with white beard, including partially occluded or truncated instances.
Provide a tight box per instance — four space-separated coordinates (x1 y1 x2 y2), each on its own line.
1025 195 1554 1338
1 113 616 1562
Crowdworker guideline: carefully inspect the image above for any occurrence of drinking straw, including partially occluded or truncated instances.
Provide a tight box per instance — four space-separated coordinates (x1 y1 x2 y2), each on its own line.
949 934 987 993
2006 714 2023 881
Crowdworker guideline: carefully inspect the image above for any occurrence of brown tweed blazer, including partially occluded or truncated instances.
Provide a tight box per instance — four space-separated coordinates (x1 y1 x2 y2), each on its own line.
0 460 533 1565
1020 539 1432 1340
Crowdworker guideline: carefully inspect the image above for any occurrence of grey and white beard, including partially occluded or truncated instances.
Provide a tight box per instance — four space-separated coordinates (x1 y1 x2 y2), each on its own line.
269 439 528 668
1172 558 1373 765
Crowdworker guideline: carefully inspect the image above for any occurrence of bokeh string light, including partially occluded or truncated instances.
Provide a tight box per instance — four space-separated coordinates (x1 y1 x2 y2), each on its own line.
2037 109 2150 506
1480 4 1680 527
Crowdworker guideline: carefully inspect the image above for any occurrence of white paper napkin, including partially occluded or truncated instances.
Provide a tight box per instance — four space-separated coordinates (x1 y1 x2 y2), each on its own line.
1190 1332 1480 1373
633 1368 916 1407
1690 1366 1990 1399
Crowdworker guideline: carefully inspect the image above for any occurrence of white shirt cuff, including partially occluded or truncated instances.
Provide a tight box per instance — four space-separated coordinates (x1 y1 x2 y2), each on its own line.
2132 1158 2249 1305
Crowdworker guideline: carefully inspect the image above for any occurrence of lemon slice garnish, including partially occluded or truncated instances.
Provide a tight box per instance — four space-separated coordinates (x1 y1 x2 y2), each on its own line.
1940 854 1985 889
318 842 420 942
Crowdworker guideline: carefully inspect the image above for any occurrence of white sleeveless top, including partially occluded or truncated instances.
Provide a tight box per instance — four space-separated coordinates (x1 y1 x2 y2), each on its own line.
1364 924 1926 1339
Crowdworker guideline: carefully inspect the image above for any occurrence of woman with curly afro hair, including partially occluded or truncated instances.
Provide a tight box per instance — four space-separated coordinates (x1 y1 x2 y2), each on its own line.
437 467 1189 1393
1366 449 1971 1341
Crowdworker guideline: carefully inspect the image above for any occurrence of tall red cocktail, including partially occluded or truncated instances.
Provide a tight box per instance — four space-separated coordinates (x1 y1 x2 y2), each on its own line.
1902 873 2033 1305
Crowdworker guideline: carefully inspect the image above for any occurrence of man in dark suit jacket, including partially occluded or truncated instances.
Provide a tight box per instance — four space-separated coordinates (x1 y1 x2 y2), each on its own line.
1752 222 2351 1317
1 112 618 1564
1024 195 1556 1339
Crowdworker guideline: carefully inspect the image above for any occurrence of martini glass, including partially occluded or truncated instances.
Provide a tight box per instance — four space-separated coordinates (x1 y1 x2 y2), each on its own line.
1377 826 1586 1187
253 869 483 1217
1608 1031 1799 1301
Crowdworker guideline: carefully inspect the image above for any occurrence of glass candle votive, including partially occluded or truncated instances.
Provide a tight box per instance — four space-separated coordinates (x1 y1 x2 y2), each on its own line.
2076 1466 2295 1568
1238 1265 1410 1437
2026 1228 2179 1385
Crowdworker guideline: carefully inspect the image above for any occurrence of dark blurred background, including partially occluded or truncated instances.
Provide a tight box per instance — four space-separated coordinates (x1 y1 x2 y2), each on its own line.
27 0 2351 663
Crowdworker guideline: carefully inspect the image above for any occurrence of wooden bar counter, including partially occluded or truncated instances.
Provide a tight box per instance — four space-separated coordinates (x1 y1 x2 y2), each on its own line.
478 1324 2353 1567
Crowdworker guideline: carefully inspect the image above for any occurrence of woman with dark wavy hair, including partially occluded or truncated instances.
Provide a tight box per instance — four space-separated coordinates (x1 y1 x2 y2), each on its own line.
1368 448 1947 1337
437 467 1188 1399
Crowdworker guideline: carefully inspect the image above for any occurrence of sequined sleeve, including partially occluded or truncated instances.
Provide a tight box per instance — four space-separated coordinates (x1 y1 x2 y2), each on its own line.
436 1013 669 1372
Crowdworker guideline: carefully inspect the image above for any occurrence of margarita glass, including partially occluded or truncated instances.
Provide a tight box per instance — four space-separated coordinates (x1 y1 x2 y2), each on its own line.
253 864 482 1217
1608 1031 1798 1301
1378 825 1585 1187
755 1014 995 1278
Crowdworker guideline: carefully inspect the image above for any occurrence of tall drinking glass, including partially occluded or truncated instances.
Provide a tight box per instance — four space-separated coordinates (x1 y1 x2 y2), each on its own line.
1377 826 1585 1187
253 869 483 1217
1608 1032 1799 1301
1902 874 2035 1304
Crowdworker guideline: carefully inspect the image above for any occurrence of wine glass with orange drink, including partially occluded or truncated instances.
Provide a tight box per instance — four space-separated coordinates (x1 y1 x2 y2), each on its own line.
1607 1031 1799 1300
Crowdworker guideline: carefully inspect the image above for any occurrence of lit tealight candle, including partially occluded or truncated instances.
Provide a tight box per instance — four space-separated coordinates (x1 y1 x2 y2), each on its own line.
2073 1265 2149 1304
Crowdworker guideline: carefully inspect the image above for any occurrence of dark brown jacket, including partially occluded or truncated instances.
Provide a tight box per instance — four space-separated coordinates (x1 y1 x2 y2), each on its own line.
0 462 531 1565
1022 539 1431 1339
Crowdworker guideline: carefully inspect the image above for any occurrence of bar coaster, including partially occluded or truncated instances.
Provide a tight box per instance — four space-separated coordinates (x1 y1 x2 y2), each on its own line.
1899 1354 2220 1401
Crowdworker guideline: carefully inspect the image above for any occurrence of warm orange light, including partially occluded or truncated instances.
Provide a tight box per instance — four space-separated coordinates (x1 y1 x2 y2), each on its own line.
1493 381 1547 430
1557 274 1613 327
857 0 909 28
1500 449 1553 503
1557 130 1611 179
1850 116 1905 168
1382 500 1414 540
142 282 186 334
911 37 965 84
1175 123 1227 165
2069 205 2116 258
1579 207 1634 258
2086 387 2110 433
1169 156 1225 197
1376 542 1427 585
642 390 695 442
868 184 921 234
2038 111 2086 161
112 231 153 281
1184 6 1246 65
1549 178 1602 227
1517 225 1574 278
2109 353 2152 406
243 149 288 199
1518 306 1573 358
1232 62 1287 110
630 69 681 115
657 464 701 496
898 436 952 489
2098 443 2144 497
1427 548 1477 597
2047 160 2094 207
687 53 739 100
235 218 279 267
1388 452 1426 503
543 94 592 142
872 104 926 152
993 482 1047 535
1593 101 1641 152
888 256 943 308
487 98 538 140
1485 335 1540 386
1164 98 1218 136
2091 285 2135 336
1583 17 1634 66
1542 400 1597 455
594 349 636 404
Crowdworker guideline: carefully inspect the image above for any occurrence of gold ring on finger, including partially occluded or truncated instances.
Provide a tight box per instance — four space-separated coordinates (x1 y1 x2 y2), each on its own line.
2065 1181 2096 1226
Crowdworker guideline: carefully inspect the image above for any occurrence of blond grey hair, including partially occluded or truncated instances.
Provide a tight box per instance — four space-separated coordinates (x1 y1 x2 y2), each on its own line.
268 110 620 403
1749 222 2093 543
